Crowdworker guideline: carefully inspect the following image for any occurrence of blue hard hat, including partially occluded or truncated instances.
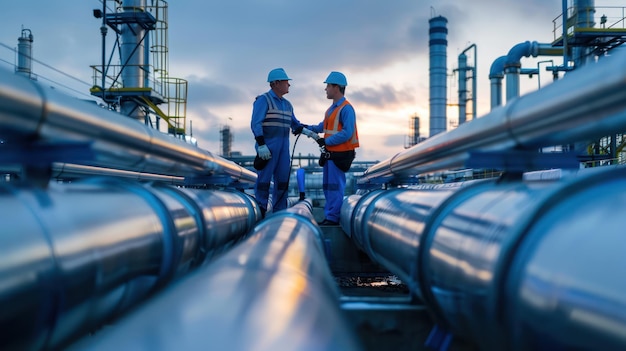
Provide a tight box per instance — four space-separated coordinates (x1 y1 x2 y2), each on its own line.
267 68 292 82
324 71 347 86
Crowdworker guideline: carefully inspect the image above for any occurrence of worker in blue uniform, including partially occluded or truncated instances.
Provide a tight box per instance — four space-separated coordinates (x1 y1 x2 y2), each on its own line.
251 68 305 218
301 71 359 225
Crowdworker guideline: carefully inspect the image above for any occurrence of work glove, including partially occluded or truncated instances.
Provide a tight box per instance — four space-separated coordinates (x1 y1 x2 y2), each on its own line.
318 148 330 167
317 137 330 158
293 125 305 135
257 144 271 160
301 128 318 139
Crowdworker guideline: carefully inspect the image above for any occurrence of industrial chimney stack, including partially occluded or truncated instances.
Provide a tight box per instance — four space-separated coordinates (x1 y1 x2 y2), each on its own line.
428 16 448 138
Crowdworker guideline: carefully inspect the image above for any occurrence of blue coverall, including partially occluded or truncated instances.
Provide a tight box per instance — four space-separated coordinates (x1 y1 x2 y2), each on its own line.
308 97 357 223
251 90 302 213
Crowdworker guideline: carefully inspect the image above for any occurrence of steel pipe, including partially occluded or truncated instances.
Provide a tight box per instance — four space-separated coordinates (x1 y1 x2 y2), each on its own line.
0 67 256 185
344 166 626 350
68 199 362 351
51 163 185 184
0 179 259 350
340 182 472 298
489 55 507 109
359 49 626 184
504 167 626 350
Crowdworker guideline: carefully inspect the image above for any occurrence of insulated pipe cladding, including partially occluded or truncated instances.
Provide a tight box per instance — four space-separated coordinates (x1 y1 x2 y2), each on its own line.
360 48 626 183
0 66 257 185
0 179 260 350
68 199 363 351
342 166 626 350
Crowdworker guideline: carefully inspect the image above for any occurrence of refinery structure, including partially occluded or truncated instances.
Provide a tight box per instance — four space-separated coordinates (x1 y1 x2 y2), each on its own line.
1 1 626 350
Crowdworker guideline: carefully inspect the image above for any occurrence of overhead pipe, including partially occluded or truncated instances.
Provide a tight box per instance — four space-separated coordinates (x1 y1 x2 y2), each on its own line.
68 199 363 351
0 179 259 350
489 43 563 109
343 166 626 350
359 48 626 184
0 67 256 185
489 56 507 110
504 41 564 103
504 41 536 102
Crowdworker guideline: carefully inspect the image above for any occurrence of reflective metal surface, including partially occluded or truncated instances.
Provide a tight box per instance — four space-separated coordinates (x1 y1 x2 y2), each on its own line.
70 199 362 351
505 167 626 351
51 163 185 184
0 180 258 350
347 166 626 350
339 193 362 238
176 186 260 260
0 67 256 184
421 179 555 346
344 189 385 252
360 49 626 183
343 184 468 298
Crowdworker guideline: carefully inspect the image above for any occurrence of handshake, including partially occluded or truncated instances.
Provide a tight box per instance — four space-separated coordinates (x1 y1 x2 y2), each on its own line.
300 127 319 141
296 126 326 151
294 125 318 141
296 127 326 152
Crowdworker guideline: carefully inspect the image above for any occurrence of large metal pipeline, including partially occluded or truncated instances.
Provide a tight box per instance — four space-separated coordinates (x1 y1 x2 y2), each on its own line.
343 166 626 350
0 66 256 185
340 182 473 297
51 163 185 184
359 48 626 184
67 199 363 351
0 179 259 350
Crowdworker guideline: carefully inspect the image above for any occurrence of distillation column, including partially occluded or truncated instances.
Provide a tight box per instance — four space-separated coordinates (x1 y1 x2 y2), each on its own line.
429 16 448 137
16 28 34 79
120 0 148 120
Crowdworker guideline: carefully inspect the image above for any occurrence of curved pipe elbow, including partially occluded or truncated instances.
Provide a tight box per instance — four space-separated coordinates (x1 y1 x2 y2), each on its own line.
505 41 538 69
489 56 508 79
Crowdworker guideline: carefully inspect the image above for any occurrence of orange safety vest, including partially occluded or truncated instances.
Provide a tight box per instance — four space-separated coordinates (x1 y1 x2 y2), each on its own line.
323 100 359 152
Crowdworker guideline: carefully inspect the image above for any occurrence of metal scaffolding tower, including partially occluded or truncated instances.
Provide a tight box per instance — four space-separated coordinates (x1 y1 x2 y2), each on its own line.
90 0 188 137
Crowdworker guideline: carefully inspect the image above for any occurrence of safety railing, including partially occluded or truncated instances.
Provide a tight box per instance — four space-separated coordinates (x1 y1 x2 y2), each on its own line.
553 6 626 41
90 64 165 97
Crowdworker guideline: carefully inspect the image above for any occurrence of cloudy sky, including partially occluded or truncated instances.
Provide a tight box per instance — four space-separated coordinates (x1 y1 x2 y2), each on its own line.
0 1 622 162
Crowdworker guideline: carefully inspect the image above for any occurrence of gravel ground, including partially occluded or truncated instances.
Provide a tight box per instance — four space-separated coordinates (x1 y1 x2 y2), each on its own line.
334 274 410 295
